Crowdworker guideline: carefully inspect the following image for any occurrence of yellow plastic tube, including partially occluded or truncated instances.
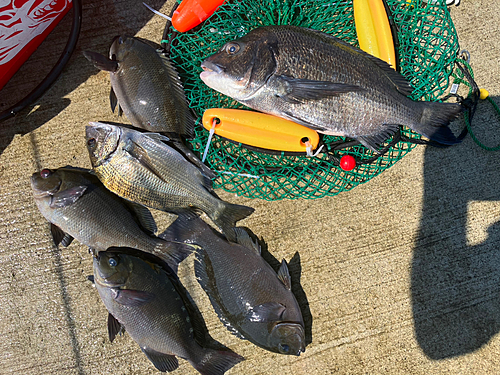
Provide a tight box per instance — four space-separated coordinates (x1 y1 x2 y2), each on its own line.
202 108 320 152
354 0 396 69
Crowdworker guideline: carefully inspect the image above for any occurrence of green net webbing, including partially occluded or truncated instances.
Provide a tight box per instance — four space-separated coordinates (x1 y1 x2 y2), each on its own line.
167 0 460 200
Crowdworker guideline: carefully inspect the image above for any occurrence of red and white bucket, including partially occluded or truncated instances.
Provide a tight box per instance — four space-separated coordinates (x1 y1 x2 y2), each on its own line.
0 0 73 90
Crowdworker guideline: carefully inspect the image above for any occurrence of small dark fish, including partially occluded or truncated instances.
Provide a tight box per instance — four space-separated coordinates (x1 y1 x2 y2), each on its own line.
93 249 243 374
162 214 306 356
83 36 193 136
30 167 191 270
83 36 214 177
85 122 254 242
200 25 462 152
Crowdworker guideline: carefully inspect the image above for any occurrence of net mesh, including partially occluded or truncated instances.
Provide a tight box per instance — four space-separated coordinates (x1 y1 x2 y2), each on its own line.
167 0 460 200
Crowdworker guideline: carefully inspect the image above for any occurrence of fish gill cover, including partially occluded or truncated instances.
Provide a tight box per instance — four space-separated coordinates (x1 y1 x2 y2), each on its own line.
167 0 460 200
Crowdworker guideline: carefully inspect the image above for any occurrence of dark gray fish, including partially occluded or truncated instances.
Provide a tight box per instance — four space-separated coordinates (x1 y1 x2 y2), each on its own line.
200 25 462 152
85 122 254 242
83 35 193 136
93 249 243 374
30 167 191 271
83 36 213 176
161 215 306 356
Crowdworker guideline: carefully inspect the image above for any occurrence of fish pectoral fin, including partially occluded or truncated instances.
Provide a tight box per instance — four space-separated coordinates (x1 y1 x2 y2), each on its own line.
277 259 291 290
281 111 329 133
141 347 179 372
123 139 167 182
49 185 88 208
234 228 261 255
110 288 155 307
277 75 364 103
83 51 119 72
247 302 286 323
356 125 400 153
125 201 158 235
107 313 125 343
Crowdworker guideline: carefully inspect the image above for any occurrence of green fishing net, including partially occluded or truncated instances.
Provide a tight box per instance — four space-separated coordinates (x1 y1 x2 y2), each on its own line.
167 0 460 200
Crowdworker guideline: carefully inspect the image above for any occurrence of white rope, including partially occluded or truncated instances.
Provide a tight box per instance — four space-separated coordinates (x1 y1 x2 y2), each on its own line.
202 119 217 162
142 3 172 21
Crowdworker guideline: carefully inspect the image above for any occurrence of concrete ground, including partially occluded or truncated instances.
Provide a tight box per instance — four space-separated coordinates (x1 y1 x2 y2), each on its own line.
1 0 500 374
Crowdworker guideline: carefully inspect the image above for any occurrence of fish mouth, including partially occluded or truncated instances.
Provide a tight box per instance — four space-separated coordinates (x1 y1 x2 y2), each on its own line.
86 122 121 163
201 60 225 74
30 172 61 198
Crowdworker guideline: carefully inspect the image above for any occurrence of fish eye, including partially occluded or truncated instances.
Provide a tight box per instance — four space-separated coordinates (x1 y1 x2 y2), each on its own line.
225 42 240 55
279 344 290 354
87 138 96 148
40 169 52 178
108 257 118 267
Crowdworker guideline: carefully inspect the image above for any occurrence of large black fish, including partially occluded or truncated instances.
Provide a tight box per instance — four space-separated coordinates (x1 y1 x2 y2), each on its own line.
200 25 462 152
93 249 243 374
162 215 306 356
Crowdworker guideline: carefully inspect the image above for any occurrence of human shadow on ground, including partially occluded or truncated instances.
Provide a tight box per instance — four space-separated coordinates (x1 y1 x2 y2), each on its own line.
0 0 169 156
412 95 500 359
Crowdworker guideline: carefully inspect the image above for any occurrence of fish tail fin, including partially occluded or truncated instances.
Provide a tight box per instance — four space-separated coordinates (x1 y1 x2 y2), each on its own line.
212 202 255 243
191 348 244 375
411 101 463 145
160 213 208 244
154 238 195 273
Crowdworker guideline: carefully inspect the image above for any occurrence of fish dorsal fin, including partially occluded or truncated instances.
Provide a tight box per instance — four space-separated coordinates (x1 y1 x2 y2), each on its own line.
141 347 179 372
107 313 125 343
125 201 157 234
247 302 286 322
50 185 87 208
83 51 119 72
277 259 291 290
156 50 195 138
276 75 364 104
193 249 245 340
302 28 413 96
60 233 74 247
110 288 155 307
234 228 260 254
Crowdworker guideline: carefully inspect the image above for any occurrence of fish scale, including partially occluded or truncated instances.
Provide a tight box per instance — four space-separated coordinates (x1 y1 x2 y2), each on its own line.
108 36 193 136
162 215 305 355
93 251 243 374
31 168 169 254
86 122 255 243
